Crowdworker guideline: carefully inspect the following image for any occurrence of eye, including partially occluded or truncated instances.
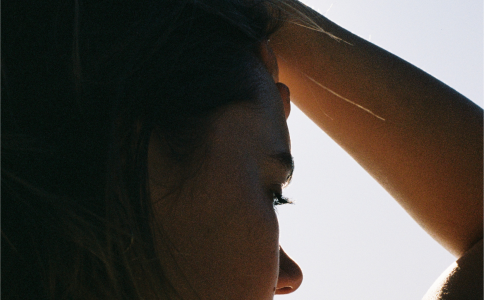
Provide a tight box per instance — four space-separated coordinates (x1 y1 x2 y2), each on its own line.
272 191 292 206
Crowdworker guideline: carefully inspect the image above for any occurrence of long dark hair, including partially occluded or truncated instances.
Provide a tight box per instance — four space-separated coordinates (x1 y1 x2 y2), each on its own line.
2 1 283 298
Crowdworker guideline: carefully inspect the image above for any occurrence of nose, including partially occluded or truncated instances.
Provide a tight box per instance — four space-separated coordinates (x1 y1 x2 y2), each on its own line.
275 246 303 294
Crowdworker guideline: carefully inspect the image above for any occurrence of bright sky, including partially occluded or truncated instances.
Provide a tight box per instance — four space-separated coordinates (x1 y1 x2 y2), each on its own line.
276 1 482 299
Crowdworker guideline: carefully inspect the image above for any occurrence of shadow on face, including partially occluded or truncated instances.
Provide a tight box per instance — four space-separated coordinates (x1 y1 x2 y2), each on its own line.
148 50 302 299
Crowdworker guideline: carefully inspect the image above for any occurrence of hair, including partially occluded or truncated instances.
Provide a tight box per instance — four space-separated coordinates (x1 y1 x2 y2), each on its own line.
2 1 285 298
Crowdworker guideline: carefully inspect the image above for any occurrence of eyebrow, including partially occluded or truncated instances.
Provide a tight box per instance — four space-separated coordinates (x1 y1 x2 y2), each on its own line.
269 152 294 185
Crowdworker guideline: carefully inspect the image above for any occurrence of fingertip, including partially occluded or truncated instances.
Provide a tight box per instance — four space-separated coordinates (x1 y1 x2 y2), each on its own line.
276 82 291 119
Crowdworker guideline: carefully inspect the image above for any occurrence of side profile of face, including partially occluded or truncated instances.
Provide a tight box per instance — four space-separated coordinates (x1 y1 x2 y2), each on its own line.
148 43 302 299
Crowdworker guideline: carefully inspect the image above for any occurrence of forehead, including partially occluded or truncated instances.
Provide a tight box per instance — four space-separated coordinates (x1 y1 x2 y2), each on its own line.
259 41 279 82
209 60 290 157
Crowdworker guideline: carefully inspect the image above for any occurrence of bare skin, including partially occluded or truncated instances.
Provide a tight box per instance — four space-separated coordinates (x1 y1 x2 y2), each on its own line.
148 53 302 299
269 1 482 298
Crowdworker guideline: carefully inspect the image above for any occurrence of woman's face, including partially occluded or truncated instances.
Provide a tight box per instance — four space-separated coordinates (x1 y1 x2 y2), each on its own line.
148 43 302 299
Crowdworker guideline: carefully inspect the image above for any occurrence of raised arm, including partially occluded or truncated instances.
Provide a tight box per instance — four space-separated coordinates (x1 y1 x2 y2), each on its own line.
270 1 482 258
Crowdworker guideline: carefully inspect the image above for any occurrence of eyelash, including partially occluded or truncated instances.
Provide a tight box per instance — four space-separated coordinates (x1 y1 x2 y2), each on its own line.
272 192 291 206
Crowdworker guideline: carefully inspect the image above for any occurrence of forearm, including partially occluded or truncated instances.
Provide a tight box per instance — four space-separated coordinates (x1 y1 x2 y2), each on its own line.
270 1 483 257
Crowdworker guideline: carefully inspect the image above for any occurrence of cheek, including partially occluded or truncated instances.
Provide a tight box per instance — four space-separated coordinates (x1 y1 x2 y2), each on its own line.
151 159 280 299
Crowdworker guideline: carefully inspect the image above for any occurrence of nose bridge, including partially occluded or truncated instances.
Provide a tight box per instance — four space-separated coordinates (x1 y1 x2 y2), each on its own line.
275 246 303 295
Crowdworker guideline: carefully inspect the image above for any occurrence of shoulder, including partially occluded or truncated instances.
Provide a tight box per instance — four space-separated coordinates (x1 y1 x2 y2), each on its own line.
423 239 482 300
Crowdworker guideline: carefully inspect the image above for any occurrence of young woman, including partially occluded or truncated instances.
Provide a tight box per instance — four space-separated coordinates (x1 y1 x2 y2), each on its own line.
2 0 481 299
3 1 301 298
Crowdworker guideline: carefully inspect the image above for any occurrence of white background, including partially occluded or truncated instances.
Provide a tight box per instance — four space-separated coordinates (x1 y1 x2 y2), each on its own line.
276 1 482 299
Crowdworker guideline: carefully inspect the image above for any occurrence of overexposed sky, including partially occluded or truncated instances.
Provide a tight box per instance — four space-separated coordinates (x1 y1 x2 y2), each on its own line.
277 1 482 299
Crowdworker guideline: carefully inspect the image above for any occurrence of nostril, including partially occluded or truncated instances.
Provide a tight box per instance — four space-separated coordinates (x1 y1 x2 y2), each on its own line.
275 267 303 294
276 287 294 295
275 246 303 294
